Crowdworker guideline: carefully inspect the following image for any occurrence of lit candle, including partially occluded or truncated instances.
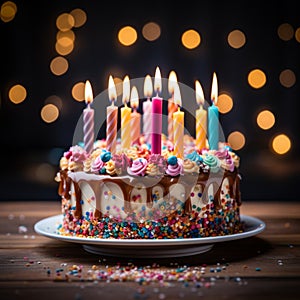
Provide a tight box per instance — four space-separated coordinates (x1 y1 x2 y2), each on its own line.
172 83 184 158
121 75 131 150
208 72 219 150
83 80 94 155
195 80 207 150
168 70 178 144
130 86 141 146
151 66 162 155
143 74 153 144
106 75 118 154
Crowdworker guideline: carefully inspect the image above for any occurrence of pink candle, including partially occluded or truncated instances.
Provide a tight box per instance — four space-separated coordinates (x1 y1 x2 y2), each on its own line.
151 67 162 154
143 75 153 144
130 86 141 145
83 80 94 154
106 75 118 154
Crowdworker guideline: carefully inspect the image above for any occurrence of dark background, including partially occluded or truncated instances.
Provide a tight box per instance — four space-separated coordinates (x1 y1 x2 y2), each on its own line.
0 0 299 202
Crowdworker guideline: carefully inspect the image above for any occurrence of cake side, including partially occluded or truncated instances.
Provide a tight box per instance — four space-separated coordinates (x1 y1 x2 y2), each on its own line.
55 137 243 239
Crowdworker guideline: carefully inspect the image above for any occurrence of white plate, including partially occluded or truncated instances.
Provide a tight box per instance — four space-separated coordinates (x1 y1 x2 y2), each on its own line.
34 214 265 258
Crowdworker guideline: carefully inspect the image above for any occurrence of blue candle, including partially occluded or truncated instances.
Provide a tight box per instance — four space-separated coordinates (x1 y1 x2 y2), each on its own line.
208 72 219 150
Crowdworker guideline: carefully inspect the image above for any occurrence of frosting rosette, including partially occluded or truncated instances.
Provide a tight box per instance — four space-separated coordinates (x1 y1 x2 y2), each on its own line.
183 159 199 174
166 157 183 176
202 154 221 173
59 157 69 170
145 163 161 176
68 145 88 163
125 147 139 160
105 160 116 176
112 153 131 174
221 155 235 172
148 154 166 174
185 150 203 165
127 158 148 176
91 156 105 173
229 151 240 168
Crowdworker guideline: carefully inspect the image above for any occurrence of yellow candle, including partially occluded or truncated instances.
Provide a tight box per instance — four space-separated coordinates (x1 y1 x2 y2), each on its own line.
195 80 207 150
172 83 184 158
168 70 178 143
121 75 131 149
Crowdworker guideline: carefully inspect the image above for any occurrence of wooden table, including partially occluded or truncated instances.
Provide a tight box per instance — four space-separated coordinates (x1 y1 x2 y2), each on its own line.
0 201 299 300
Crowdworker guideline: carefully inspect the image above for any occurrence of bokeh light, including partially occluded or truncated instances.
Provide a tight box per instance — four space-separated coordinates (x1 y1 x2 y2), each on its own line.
0 1 17 22
181 29 201 49
277 23 294 41
248 69 267 89
118 26 137 46
295 27 300 43
56 13 75 32
271 134 291 155
44 95 63 110
8 84 27 104
50 56 69 76
72 82 85 102
279 69 296 88
227 131 246 150
55 40 74 56
257 110 275 130
227 29 246 49
40 104 59 123
70 8 87 28
142 22 161 41
218 93 233 114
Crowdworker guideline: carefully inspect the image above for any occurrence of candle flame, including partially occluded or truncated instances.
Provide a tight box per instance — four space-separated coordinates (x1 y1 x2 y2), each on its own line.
108 75 117 103
130 86 139 109
154 66 162 94
173 83 182 107
122 75 130 104
211 72 218 105
84 80 93 105
168 70 178 95
195 80 205 106
144 74 153 98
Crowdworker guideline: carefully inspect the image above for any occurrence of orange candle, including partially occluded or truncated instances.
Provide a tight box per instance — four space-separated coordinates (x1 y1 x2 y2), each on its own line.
172 83 184 158
195 80 207 150
130 86 141 146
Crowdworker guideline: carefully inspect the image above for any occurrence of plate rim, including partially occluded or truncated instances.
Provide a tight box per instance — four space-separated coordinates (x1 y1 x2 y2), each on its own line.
34 214 266 247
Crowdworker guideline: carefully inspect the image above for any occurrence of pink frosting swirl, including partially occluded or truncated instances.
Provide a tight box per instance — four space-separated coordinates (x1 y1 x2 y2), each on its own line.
112 153 131 173
166 158 184 176
67 145 88 163
214 148 228 160
148 154 166 173
127 158 148 176
91 156 105 173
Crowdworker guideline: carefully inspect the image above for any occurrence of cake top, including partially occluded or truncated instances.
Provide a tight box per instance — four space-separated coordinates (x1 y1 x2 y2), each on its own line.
58 134 240 177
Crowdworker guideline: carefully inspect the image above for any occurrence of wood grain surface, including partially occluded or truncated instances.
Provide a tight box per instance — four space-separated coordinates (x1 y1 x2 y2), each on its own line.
0 200 299 300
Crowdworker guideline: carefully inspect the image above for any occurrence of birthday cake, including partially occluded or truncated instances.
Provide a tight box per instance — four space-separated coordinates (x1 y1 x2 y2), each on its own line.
55 71 243 239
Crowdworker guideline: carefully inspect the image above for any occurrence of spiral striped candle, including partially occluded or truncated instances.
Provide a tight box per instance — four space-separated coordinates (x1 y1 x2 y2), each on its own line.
195 80 207 150
172 83 184 158
130 86 141 145
143 75 153 144
168 70 178 144
106 105 118 153
83 106 94 154
208 72 219 150
168 100 177 143
121 75 131 149
107 75 118 154
83 80 94 154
